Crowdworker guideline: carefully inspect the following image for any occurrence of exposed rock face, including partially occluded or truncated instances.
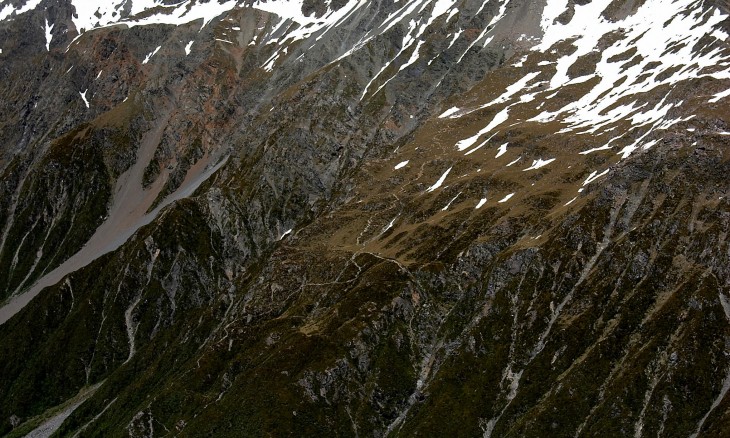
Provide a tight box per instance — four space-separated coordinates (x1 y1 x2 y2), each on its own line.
0 0 729 436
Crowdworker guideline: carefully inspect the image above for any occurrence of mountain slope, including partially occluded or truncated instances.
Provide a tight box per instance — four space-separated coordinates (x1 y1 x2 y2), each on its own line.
0 0 729 436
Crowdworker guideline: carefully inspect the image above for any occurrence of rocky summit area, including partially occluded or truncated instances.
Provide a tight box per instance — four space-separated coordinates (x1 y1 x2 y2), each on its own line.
0 0 729 436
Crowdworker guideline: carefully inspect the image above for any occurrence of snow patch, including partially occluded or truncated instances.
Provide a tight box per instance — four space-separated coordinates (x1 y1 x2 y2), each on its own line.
709 88 730 103
442 192 461 211
583 168 610 186
439 106 461 118
72 0 240 33
529 0 730 142
523 158 555 171
495 143 508 158
79 89 90 108
44 19 54 51
580 145 611 155
0 0 42 22
142 45 162 64
394 160 409 170
455 108 509 151
498 193 515 203
426 167 452 192
513 55 528 67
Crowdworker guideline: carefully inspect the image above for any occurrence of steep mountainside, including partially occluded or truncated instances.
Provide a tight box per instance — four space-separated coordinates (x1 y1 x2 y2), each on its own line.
1 0 729 436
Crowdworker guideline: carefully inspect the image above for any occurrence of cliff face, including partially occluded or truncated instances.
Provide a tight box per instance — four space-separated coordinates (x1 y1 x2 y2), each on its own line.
0 0 729 436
